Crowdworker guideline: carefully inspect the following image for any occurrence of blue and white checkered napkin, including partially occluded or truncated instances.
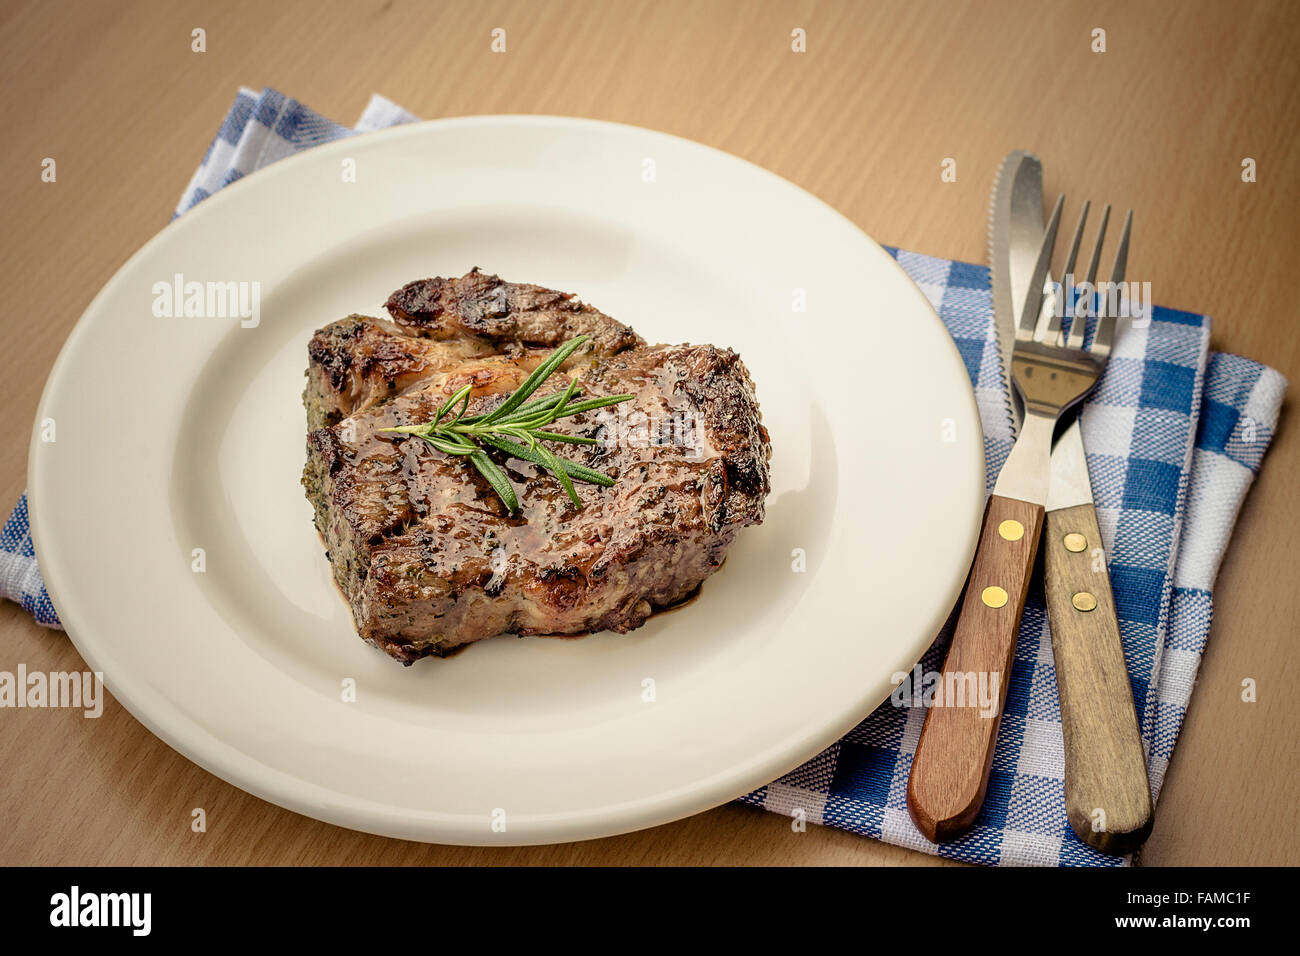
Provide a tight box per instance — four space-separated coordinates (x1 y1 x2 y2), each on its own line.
0 89 1286 865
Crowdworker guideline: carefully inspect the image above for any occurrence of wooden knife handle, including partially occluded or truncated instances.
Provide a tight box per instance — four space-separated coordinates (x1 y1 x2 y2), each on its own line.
1044 502 1154 854
907 494 1044 842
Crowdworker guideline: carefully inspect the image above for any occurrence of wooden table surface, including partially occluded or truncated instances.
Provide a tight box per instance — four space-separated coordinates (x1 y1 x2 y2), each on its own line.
2 0 1296 866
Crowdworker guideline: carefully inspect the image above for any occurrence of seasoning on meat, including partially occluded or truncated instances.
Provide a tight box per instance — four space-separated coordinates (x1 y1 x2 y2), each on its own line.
302 269 771 664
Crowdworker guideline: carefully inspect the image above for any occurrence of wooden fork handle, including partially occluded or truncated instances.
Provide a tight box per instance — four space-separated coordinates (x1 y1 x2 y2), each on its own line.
1044 502 1154 854
907 494 1044 842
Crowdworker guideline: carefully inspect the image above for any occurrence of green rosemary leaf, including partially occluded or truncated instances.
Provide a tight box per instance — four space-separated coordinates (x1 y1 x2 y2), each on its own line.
529 431 599 445
547 394 636 418
380 335 628 509
435 384 474 427
477 335 590 425
468 449 519 512
447 386 475 425
491 411 554 432
422 432 478 456
494 423 535 446
534 442 581 509
477 435 616 486
457 390 578 426
547 374 581 421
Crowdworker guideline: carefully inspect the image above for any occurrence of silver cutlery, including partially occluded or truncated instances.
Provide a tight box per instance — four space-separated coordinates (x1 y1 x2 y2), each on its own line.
907 187 1127 842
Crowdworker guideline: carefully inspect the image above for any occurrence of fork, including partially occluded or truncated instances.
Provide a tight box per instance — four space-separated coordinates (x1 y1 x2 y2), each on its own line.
1038 204 1152 854
906 195 1132 842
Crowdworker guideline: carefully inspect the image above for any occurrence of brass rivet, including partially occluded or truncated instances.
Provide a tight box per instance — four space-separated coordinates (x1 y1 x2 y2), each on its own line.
1063 532 1088 553
998 519 1025 541
982 586 1009 609
1072 591 1098 612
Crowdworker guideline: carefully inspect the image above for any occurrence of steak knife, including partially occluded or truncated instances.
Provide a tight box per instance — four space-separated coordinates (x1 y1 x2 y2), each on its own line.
988 150 1045 434
990 152 1153 854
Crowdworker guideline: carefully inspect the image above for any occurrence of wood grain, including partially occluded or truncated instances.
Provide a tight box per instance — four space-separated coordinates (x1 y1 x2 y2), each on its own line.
1045 502 1153 855
908 495 1044 841
1 0 1298 866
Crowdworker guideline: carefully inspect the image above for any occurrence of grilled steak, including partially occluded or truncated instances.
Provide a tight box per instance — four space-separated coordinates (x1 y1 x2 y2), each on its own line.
302 269 770 664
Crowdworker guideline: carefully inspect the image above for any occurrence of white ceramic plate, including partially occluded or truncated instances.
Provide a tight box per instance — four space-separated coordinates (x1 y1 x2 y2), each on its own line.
29 116 983 845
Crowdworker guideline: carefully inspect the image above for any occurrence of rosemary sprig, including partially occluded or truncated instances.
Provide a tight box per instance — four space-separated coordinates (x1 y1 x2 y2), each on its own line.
379 335 634 511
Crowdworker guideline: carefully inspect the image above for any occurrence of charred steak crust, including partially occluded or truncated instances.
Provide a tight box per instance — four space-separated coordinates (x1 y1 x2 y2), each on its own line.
303 269 643 432
303 270 770 664
385 267 643 354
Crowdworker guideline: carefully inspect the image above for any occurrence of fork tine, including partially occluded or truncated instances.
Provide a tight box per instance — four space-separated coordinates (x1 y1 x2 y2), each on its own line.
1066 204 1110 349
1045 201 1090 345
1092 209 1132 358
1082 205 1111 286
1108 209 1131 286
1060 200 1090 286
1018 193 1064 340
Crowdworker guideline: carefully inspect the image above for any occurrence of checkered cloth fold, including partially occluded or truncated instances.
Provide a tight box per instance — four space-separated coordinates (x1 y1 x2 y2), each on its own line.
0 89 1285 866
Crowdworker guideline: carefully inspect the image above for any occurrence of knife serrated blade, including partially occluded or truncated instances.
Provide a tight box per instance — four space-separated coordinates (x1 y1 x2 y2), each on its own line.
987 150 1044 436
